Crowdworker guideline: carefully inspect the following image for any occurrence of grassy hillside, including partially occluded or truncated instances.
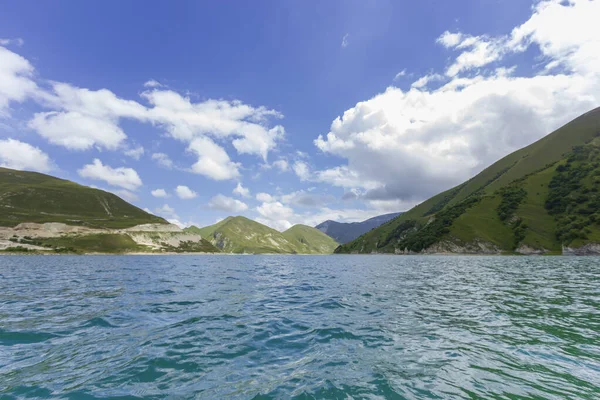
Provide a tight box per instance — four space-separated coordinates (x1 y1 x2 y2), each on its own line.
282 224 339 253
0 167 167 228
185 217 337 254
337 107 600 254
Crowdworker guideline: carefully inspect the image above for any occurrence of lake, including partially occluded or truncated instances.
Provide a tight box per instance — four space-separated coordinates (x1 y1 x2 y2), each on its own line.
0 255 599 399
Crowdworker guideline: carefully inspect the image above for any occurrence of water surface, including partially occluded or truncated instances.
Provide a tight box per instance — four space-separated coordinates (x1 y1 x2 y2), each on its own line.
0 255 599 399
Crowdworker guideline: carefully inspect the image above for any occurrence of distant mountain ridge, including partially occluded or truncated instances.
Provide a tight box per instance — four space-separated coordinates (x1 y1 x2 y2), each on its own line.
336 107 600 255
316 212 402 244
185 216 338 254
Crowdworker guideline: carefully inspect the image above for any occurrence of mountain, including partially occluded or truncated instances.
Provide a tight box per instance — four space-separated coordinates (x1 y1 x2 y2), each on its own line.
282 224 339 253
185 217 338 254
336 107 600 255
316 212 402 244
0 167 167 228
0 168 219 254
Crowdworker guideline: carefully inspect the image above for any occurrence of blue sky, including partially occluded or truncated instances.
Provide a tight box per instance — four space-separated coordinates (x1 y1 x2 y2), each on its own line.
0 0 599 230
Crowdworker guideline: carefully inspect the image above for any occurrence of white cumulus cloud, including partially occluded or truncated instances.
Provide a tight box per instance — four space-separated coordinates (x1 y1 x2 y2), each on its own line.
78 159 142 191
187 136 240 181
0 46 38 115
233 182 250 198
293 161 311 181
151 152 174 169
314 0 600 205
124 145 144 160
0 45 287 182
207 194 248 212
175 185 197 199
144 79 163 88
0 139 52 172
151 188 169 198
272 159 289 172
256 192 274 202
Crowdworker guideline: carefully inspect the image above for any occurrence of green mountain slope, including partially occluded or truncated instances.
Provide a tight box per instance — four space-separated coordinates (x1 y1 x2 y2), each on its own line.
185 217 338 254
0 167 167 228
282 224 339 253
336 107 600 255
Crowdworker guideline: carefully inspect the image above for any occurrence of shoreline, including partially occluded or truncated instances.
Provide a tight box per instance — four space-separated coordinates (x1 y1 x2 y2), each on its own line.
0 251 574 256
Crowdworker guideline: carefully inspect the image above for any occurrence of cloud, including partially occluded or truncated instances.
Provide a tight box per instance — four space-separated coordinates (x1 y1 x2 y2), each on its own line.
341 33 350 48
175 185 197 199
112 189 138 202
256 201 294 229
167 219 186 228
0 46 38 115
187 136 240 180
143 79 163 88
151 188 169 198
151 152 173 169
411 73 443 89
436 32 464 48
315 0 600 205
280 190 335 208
445 37 505 77
207 194 248 212
293 161 310 181
142 89 285 161
78 159 142 191
256 192 274 202
29 82 147 150
155 203 179 220
124 145 144 160
341 189 360 201
255 202 394 232
394 69 407 80
314 166 378 189
0 45 286 181
255 217 292 232
0 139 52 172
233 182 250 198
0 38 24 47
29 111 127 151
272 159 289 172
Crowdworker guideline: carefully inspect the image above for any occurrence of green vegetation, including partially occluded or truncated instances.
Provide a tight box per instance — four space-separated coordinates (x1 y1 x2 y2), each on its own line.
2 246 32 253
41 234 148 254
497 186 527 221
398 196 482 252
186 217 338 254
160 239 220 253
545 144 600 246
337 107 600 254
282 224 339 254
0 167 167 228
423 184 465 216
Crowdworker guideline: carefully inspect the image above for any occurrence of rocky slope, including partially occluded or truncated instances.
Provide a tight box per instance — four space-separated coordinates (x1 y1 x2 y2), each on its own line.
0 169 219 253
0 222 219 253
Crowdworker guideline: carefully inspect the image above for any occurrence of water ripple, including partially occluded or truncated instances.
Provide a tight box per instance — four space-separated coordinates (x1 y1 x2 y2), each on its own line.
0 255 599 399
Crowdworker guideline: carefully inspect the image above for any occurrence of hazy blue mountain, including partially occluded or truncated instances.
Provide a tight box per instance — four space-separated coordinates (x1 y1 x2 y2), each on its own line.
315 212 402 244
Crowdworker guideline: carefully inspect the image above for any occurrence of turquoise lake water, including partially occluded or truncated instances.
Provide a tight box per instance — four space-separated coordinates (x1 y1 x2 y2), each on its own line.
0 255 599 399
